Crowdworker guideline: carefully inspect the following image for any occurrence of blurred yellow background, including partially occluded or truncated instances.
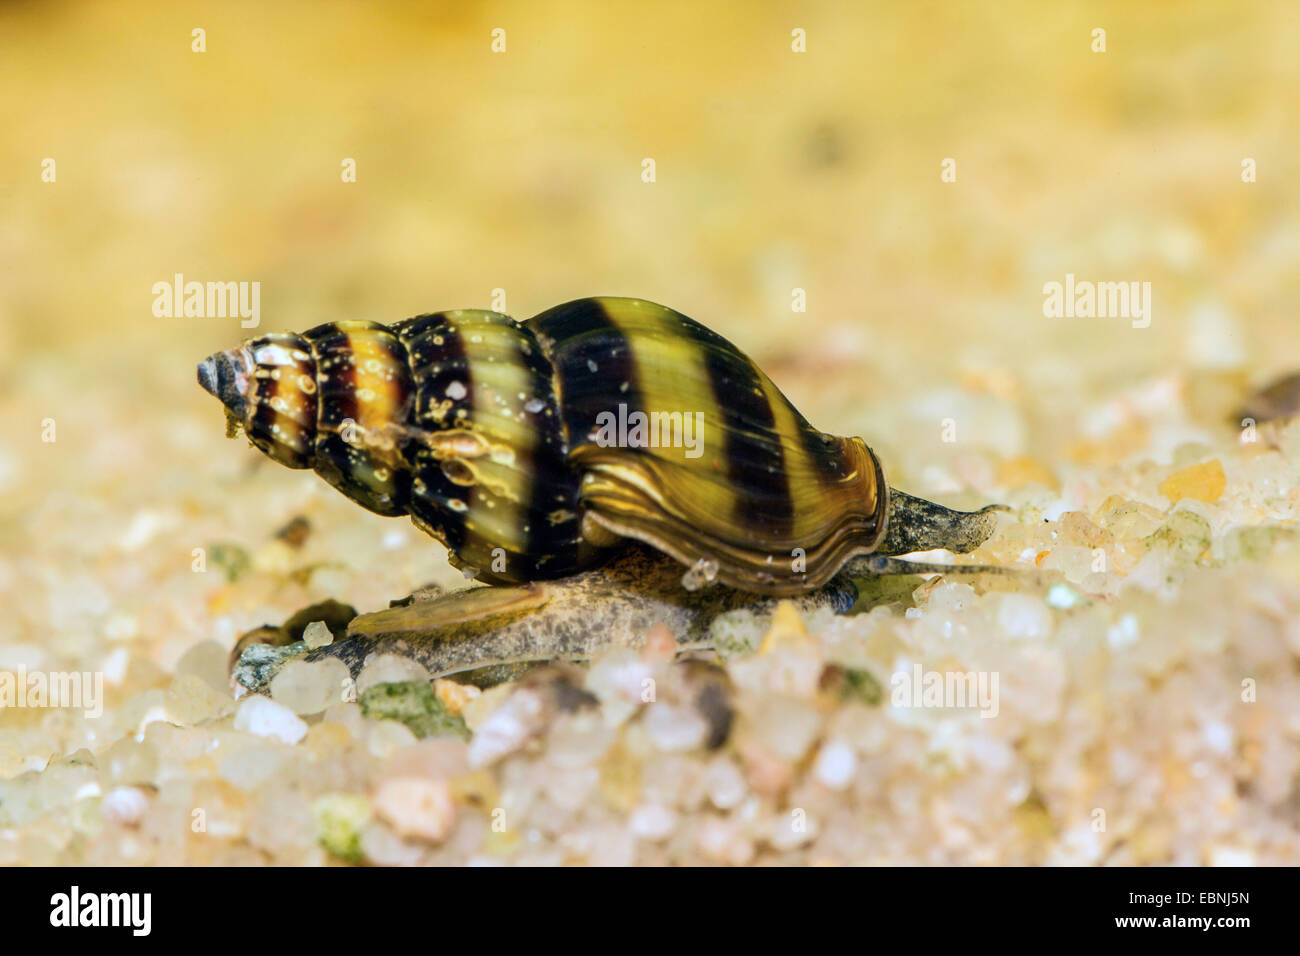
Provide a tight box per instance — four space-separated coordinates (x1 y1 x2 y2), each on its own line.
4 0 1300 868
2 0 1298 644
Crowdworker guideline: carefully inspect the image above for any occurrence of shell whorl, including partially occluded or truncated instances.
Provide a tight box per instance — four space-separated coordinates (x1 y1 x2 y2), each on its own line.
527 298 889 593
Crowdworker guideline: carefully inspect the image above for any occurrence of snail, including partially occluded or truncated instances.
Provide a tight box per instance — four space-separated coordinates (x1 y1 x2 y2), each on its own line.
199 297 1006 687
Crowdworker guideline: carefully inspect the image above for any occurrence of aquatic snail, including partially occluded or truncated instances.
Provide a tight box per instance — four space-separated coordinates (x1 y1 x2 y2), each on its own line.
198 297 1003 599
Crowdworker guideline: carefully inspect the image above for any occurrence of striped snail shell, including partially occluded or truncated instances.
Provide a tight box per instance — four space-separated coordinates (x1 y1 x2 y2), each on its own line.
198 297 995 595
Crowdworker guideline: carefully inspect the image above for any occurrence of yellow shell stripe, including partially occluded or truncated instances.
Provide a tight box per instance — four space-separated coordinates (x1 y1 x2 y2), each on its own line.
623 300 881 553
454 316 536 570
744 376 885 571
594 299 739 520
346 327 405 433
593 298 851 550
248 339 316 464
752 373 827 546
335 323 408 502
569 297 886 592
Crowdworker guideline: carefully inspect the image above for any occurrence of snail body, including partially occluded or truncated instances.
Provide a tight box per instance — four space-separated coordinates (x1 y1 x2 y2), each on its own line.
200 297 998 595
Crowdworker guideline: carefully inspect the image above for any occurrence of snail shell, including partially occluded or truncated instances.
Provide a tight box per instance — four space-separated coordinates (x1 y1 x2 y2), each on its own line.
199 297 892 595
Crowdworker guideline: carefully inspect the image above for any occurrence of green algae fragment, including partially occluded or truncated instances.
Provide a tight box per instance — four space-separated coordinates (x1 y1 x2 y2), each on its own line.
359 681 469 740
1143 510 1212 560
709 609 766 661
1217 525 1294 564
312 793 371 863
231 641 307 696
208 542 251 582
827 665 884 706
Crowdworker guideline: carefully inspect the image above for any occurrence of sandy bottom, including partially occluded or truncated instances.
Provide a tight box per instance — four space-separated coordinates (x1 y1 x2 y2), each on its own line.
2 361 1298 866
